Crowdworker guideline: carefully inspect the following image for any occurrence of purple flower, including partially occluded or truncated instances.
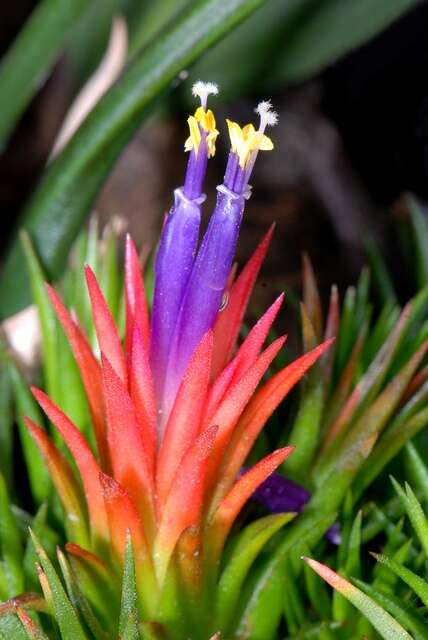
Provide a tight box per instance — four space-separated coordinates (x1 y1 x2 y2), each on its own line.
252 472 310 512
161 101 278 415
251 471 341 545
150 82 219 404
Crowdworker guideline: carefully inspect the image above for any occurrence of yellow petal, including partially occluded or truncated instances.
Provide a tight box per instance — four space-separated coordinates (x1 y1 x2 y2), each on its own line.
185 115 201 154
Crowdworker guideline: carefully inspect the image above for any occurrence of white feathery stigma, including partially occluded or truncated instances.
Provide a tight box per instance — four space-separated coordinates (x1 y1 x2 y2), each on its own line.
255 100 278 132
192 80 219 110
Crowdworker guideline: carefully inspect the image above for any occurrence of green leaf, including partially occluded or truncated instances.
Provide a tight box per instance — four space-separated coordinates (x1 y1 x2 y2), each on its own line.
333 510 362 623
119 534 139 638
282 358 324 483
215 513 293 632
14 606 49 640
372 552 428 609
373 537 412 595
408 195 428 289
303 556 331 620
354 578 428 640
345 510 362 577
391 479 428 558
21 232 59 403
0 614 29 640
404 442 428 504
304 558 413 640
335 286 356 375
0 474 24 598
319 333 428 487
353 406 428 500
365 235 397 305
23 503 58 591
30 531 87 640
0 0 91 147
57 547 108 640
281 554 305 634
236 511 337 640
7 360 51 505
0 0 268 319
0 368 13 489
271 0 419 83
316 301 411 482
128 0 190 56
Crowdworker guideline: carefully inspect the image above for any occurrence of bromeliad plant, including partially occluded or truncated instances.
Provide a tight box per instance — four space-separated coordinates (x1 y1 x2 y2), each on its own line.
3 84 331 639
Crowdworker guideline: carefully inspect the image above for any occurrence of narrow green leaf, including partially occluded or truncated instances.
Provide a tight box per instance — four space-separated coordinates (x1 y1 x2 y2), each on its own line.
21 231 59 403
0 369 13 488
353 406 428 500
282 554 306 634
98 225 121 326
0 0 268 318
391 479 428 558
346 510 362 577
282 371 324 483
0 474 24 598
320 336 428 487
8 361 51 504
303 557 331 620
128 0 190 56
372 529 411 594
30 531 87 640
365 235 397 305
355 578 428 640
322 323 366 433
0 613 29 640
404 442 428 504
304 558 413 640
0 0 90 146
302 254 323 342
216 514 293 632
335 286 356 375
316 302 412 482
372 552 428 609
272 0 419 83
119 534 139 637
23 503 59 592
333 509 362 623
363 302 400 366
122 613 140 640
236 511 337 640
14 606 49 640
408 195 428 289
57 547 108 640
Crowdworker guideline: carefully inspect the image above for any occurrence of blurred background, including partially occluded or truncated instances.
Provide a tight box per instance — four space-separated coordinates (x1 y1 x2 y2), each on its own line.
2 0 428 323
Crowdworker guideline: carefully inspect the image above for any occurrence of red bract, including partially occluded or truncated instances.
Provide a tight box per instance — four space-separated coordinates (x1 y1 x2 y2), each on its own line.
26 232 330 612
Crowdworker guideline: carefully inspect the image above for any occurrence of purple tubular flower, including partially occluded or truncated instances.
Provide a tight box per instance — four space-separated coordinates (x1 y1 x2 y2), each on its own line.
251 471 341 545
150 82 219 403
150 189 203 400
162 187 246 409
183 142 208 199
160 99 278 416
252 472 310 513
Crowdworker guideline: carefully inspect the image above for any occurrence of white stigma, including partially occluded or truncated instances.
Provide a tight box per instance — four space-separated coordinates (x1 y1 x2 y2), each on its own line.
192 80 219 110
255 100 278 132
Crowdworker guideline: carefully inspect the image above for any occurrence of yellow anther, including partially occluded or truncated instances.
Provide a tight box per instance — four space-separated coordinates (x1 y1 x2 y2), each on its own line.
184 107 219 158
226 119 273 168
